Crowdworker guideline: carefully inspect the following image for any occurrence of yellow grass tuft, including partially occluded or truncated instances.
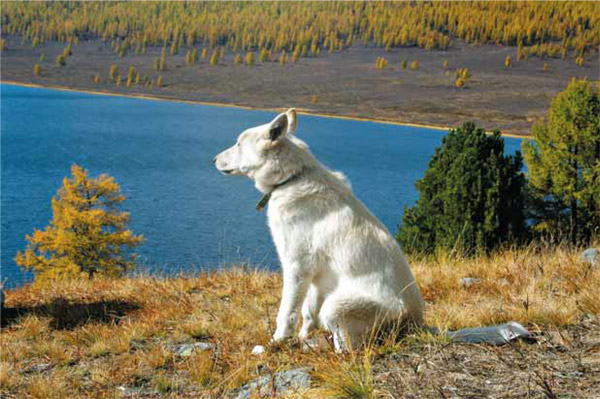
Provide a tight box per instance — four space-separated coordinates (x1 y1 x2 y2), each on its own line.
310 350 377 399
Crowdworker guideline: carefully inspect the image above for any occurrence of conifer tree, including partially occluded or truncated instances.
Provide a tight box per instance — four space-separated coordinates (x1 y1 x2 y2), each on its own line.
159 47 167 70
109 64 118 82
523 79 600 243
15 165 143 281
39 52 45 62
397 123 527 254
127 66 136 82
62 44 72 57
157 75 163 88
410 60 419 71
245 51 254 66
279 50 287 66
504 55 511 68
33 63 41 76
56 55 66 67
235 53 242 65
209 49 219 66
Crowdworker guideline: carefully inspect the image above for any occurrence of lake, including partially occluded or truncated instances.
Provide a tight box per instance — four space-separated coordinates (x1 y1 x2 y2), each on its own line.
0 84 523 288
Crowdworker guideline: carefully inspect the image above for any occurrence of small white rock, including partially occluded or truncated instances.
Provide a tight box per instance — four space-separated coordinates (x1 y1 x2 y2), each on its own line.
251 345 265 355
460 277 483 287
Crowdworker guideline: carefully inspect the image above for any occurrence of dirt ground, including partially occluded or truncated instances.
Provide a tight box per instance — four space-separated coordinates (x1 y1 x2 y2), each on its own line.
1 36 597 136
374 318 600 398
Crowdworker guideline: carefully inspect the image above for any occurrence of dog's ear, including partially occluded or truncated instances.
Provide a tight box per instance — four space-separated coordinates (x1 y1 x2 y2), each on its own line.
266 109 298 144
266 112 289 143
285 108 297 136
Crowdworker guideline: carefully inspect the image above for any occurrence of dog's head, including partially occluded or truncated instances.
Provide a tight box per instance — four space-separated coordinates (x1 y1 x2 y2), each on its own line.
214 108 303 188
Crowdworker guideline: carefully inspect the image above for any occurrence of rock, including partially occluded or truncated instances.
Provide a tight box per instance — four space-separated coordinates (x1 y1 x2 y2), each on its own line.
0 289 4 309
233 367 312 399
301 336 330 352
579 248 598 267
460 277 483 287
25 363 52 374
447 321 532 345
172 342 214 357
117 386 156 398
251 345 265 355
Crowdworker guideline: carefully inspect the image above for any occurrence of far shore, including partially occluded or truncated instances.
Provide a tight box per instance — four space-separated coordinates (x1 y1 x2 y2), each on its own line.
2 37 597 138
1 79 529 139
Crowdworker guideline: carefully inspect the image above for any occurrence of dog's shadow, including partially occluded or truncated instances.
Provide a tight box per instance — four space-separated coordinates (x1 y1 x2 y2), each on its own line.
1 298 140 330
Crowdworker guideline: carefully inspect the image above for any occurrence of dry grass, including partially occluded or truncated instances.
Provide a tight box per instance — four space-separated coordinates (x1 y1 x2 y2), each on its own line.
1 244 598 398
414 243 600 330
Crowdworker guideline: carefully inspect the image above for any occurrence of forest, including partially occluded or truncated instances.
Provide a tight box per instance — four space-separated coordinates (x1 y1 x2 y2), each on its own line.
2 1 599 60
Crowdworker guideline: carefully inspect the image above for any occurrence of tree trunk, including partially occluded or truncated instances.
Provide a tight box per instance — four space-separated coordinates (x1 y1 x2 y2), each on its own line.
570 197 578 244
570 145 579 244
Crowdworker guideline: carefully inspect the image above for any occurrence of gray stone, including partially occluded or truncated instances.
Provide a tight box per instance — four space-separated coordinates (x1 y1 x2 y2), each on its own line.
172 342 214 357
460 277 483 287
233 367 312 399
25 363 52 374
117 386 157 398
579 248 598 266
447 321 531 345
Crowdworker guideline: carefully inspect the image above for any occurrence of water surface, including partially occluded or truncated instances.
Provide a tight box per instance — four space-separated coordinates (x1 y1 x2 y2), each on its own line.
1 84 523 287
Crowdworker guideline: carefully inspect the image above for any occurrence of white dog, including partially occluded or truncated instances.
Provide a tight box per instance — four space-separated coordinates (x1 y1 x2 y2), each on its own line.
214 109 424 351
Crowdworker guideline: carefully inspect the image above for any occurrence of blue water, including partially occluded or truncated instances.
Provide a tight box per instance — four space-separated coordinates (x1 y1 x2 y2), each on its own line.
0 84 523 288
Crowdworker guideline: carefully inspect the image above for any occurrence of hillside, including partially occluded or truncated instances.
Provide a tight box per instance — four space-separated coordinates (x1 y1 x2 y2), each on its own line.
1 245 599 398
1 2 599 135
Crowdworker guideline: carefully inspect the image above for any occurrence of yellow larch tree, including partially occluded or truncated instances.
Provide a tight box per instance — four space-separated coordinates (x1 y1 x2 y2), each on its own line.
15 164 143 281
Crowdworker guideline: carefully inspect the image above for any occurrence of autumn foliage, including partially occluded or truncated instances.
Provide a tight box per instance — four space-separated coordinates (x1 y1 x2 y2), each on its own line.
2 2 598 59
15 165 143 281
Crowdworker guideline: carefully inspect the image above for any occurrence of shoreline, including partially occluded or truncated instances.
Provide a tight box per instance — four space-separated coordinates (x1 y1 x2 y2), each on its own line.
1 79 530 139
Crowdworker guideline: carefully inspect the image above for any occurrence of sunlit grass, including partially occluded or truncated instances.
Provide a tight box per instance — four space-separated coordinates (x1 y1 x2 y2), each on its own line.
1 243 597 398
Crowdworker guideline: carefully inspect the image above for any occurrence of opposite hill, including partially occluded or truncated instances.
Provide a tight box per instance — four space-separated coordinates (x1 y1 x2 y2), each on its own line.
1 2 599 135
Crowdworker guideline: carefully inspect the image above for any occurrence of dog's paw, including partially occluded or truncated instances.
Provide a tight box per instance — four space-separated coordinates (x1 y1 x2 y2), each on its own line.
270 333 286 344
271 327 292 343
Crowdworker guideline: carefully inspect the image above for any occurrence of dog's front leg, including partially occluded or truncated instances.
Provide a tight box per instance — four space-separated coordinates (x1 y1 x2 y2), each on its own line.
272 264 312 343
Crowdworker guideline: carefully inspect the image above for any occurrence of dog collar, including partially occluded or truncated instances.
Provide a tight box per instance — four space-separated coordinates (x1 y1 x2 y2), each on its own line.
256 172 302 211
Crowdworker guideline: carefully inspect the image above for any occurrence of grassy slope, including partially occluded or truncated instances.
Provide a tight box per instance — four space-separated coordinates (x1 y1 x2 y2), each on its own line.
1 244 599 398
2 36 598 136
